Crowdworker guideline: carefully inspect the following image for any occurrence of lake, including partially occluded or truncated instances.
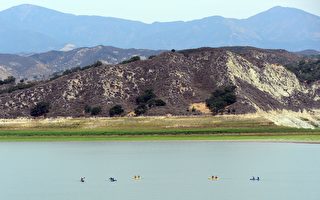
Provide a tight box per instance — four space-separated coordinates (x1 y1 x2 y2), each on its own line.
0 141 319 200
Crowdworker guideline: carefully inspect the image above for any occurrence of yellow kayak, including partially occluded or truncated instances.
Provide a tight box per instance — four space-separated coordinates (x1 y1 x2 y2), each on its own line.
133 176 142 180
208 177 219 181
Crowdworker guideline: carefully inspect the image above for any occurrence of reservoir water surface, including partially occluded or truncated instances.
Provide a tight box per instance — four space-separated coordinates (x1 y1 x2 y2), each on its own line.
0 142 319 200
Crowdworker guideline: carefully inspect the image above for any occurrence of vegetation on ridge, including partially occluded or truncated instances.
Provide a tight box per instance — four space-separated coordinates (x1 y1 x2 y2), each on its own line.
49 61 103 81
120 56 141 64
0 81 37 95
0 76 16 85
285 58 320 83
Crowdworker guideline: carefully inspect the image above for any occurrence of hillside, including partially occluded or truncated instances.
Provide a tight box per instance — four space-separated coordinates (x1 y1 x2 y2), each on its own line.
0 4 319 53
295 50 320 56
0 47 319 118
0 45 162 80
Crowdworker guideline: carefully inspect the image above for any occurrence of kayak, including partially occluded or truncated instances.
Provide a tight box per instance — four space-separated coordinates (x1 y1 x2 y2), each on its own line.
133 176 141 180
208 177 219 181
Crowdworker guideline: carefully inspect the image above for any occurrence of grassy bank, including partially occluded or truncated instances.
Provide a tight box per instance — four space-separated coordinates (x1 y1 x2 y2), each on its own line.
0 115 319 142
1 134 320 143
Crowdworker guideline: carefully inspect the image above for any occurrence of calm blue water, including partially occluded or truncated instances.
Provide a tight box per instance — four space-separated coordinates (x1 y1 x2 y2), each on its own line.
0 142 319 200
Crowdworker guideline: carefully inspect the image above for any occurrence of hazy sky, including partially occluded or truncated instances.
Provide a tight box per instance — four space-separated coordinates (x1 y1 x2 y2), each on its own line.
0 0 319 23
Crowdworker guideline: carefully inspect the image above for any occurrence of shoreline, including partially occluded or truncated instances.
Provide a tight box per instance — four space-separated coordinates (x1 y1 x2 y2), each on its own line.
1 115 319 143
1 134 320 143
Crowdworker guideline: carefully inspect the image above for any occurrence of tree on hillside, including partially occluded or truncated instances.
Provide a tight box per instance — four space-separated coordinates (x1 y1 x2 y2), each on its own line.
148 99 166 107
206 86 237 114
134 89 166 116
109 105 124 117
84 105 92 113
90 106 102 116
30 102 50 117
136 89 156 105
134 104 148 116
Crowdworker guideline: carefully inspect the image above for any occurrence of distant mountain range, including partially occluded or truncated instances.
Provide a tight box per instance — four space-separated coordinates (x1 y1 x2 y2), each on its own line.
295 49 320 56
0 4 319 53
0 46 162 80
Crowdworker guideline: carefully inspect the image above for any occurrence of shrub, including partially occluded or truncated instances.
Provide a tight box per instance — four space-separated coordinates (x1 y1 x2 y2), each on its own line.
0 82 37 95
84 105 91 113
62 66 81 76
120 56 141 64
153 99 166 107
7 82 36 93
134 104 148 116
90 106 102 116
136 89 156 105
0 76 16 85
30 102 50 117
92 60 103 67
134 89 166 115
148 55 156 59
49 61 103 81
206 86 237 114
81 61 103 71
109 105 124 117
147 99 156 108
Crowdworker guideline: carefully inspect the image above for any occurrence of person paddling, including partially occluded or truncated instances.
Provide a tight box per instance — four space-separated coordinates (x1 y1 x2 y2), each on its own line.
80 177 85 182
109 177 117 182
